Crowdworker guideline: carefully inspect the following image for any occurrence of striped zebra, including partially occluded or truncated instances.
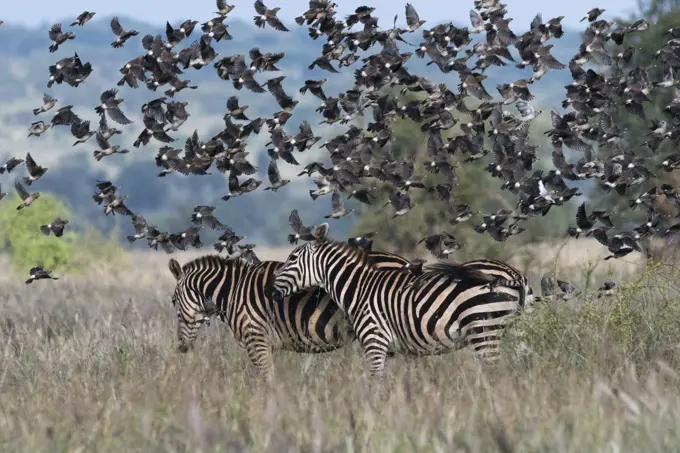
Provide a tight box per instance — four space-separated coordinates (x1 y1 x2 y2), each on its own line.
270 224 533 375
167 250 407 374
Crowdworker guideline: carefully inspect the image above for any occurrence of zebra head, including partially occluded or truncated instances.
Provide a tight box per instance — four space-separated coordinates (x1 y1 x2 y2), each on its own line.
271 223 330 300
168 258 218 353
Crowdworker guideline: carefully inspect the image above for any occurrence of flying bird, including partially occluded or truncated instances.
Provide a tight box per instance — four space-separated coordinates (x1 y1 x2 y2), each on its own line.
25 266 59 284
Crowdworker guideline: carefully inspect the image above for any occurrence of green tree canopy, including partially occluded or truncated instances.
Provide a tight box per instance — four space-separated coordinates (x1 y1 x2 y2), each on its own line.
0 192 125 276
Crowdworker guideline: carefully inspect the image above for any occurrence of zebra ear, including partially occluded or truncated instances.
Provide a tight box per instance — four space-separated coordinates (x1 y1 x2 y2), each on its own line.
168 259 183 280
314 223 329 242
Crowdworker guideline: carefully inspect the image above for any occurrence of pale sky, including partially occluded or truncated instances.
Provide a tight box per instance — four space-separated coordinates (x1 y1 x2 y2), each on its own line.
3 0 641 29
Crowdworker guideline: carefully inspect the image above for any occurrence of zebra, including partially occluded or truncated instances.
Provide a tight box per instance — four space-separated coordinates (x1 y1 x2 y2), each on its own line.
270 223 533 375
167 250 408 375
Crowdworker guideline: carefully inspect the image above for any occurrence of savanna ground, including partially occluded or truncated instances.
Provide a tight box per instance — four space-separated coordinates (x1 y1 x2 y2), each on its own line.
1 241 680 452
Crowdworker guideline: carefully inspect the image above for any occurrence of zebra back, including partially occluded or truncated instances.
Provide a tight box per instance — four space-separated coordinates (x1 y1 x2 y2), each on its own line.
459 259 533 307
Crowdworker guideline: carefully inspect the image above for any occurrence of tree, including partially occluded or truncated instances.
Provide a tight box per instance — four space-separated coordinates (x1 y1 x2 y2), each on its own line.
0 193 76 274
0 192 125 275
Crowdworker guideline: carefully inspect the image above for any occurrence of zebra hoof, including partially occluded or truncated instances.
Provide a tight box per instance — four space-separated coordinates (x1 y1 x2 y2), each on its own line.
177 343 191 353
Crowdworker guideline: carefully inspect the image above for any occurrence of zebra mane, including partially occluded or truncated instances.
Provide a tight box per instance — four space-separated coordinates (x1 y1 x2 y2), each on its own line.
181 254 250 273
421 262 497 284
323 239 377 269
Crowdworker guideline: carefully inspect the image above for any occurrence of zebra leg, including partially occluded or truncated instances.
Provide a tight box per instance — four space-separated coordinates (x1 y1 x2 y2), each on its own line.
356 327 391 376
244 327 274 378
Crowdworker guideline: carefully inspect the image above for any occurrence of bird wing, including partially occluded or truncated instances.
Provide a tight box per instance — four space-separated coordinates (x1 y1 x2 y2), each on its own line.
100 89 117 103
575 203 593 229
289 209 303 232
557 280 578 294
107 107 132 125
331 191 344 211
266 77 288 101
540 272 555 296
267 159 280 183
14 180 29 200
299 120 312 136
25 153 39 175
516 100 533 116
249 47 263 61
388 190 401 207
95 131 109 149
312 175 329 189
469 10 484 28
254 0 267 15
29 266 45 275
131 213 148 232
227 96 240 111
110 17 123 35
405 3 420 27
48 23 62 41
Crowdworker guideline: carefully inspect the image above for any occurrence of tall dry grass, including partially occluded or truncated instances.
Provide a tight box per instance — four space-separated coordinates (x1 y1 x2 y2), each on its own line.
0 244 679 452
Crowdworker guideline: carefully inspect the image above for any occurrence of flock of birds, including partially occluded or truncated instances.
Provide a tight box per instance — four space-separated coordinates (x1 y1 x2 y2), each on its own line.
4 0 680 289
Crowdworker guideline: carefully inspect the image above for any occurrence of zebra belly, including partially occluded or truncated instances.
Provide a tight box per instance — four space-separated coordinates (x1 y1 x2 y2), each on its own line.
260 290 356 353
386 282 521 355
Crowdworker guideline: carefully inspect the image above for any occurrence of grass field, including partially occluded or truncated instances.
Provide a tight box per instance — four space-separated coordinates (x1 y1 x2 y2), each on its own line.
1 244 679 452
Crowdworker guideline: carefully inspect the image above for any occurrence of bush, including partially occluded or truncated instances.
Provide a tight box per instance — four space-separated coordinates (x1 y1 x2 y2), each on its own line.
0 192 125 275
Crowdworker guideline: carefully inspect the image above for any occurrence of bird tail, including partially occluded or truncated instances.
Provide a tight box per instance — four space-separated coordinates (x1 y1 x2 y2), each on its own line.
22 177 32 186
190 213 200 224
32 108 42 115
93 151 103 161
213 242 226 253
309 190 319 200
94 106 104 115
323 215 331 219
294 15 305 25
299 86 309 95
221 195 232 201
48 44 58 53
25 278 33 284
287 234 298 245
127 235 138 244
253 16 266 28
40 225 51 236
0 168 5 175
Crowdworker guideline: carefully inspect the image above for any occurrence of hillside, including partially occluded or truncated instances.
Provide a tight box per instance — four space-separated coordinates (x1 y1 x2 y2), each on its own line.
0 16 582 246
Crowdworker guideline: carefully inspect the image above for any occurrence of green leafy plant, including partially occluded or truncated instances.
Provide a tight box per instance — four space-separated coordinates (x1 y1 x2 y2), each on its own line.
0 192 126 275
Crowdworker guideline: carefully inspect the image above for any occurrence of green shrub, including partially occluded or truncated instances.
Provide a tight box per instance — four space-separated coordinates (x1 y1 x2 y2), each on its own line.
0 192 125 275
